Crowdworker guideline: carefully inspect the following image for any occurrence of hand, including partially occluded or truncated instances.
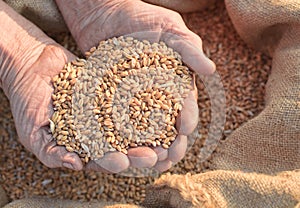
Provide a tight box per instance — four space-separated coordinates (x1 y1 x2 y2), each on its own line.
56 0 215 172
0 1 83 171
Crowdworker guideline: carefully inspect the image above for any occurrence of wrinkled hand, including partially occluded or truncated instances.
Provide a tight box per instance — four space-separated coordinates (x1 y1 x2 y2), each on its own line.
56 0 215 172
0 1 83 171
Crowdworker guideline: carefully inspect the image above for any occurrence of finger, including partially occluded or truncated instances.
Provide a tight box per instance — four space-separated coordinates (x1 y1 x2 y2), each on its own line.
168 135 187 163
85 161 111 173
34 128 83 171
35 44 77 79
152 146 168 161
91 151 130 173
153 159 173 172
127 147 158 168
162 31 216 75
176 77 199 135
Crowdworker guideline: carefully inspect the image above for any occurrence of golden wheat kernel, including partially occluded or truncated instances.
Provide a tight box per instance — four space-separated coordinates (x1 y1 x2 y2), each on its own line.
66 146 74 152
51 36 192 162
104 120 113 126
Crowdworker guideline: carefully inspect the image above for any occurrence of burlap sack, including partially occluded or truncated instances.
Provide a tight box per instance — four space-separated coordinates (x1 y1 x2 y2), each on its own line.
0 185 141 208
208 0 300 174
142 170 300 207
2 197 142 208
143 0 300 207
4 0 215 33
3 0 67 33
0 186 8 208
2 0 299 207
6 0 297 174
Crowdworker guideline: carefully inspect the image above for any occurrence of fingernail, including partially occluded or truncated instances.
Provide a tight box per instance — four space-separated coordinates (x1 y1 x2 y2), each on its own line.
63 162 75 170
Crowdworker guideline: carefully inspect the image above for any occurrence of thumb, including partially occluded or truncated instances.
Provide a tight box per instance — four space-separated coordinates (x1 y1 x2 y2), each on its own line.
162 31 216 75
176 74 199 135
34 127 83 171
86 151 130 173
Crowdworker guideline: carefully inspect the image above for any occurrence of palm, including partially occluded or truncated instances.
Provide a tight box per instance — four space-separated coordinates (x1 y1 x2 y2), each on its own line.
74 1 191 49
57 0 215 172
9 45 83 170
72 1 214 75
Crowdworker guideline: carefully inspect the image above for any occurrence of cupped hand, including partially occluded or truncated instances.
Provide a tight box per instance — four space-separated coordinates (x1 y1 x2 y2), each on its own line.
56 0 215 172
0 1 83 171
11 45 86 171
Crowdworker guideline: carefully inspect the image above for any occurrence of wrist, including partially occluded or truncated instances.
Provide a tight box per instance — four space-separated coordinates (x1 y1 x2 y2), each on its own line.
0 1 54 95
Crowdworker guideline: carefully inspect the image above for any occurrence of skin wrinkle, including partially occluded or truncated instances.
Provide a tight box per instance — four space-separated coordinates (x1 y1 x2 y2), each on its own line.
43 140 70 168
71 1 189 51
0 32 51 100
26 46 74 153
0 2 58 92
69 1 204 169
0 52 15 94
77 9 112 51
25 48 67 151
1 0 214 171
11 47 61 150
0 2 85 171
43 141 61 166
11 89 34 151
75 6 109 44
62 0 130 50
126 4 172 36
81 7 135 50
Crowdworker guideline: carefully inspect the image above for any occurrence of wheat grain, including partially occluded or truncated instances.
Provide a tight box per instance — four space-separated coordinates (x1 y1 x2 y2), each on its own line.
50 36 192 163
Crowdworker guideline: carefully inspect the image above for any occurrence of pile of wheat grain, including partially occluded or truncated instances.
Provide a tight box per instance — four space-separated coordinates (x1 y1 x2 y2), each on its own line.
50 36 193 163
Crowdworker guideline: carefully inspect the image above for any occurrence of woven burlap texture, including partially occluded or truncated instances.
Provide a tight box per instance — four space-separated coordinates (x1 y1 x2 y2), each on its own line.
3 0 67 32
143 0 300 207
0 186 8 208
2 0 299 207
2 197 142 208
143 170 300 208
208 0 300 174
